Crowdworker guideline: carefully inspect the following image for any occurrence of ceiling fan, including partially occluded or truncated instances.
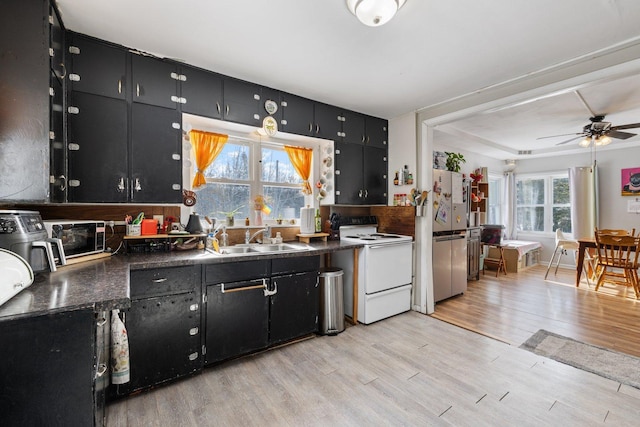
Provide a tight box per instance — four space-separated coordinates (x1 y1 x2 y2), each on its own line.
537 115 640 147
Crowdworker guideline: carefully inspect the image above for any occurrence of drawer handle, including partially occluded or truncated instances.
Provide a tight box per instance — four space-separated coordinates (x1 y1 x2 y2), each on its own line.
96 317 107 327
221 282 266 294
152 277 168 283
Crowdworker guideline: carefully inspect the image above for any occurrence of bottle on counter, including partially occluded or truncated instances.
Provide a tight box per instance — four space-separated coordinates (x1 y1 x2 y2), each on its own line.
393 171 399 185
245 217 250 226
206 233 215 249
275 232 283 244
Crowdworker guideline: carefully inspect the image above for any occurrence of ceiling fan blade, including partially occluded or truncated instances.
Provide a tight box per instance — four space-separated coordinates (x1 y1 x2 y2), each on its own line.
536 132 582 140
607 130 637 140
611 122 640 131
556 135 584 146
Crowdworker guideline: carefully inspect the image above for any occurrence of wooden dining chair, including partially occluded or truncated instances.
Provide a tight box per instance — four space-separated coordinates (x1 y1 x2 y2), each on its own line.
595 228 636 237
594 233 640 298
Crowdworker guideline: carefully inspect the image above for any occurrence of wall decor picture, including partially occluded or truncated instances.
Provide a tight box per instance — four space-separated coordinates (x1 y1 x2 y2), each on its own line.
621 167 640 195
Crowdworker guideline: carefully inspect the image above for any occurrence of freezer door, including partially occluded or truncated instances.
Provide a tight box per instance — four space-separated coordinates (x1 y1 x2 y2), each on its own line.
433 236 452 302
451 235 468 296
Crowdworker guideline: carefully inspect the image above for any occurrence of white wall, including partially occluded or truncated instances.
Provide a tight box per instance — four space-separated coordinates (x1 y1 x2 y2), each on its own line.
388 112 417 205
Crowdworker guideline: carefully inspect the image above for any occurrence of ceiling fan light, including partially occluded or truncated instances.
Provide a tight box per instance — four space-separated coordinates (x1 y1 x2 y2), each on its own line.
578 137 592 148
346 0 406 26
594 135 612 146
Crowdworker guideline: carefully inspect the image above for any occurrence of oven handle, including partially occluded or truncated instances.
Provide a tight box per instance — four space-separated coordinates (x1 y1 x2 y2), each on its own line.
368 241 412 250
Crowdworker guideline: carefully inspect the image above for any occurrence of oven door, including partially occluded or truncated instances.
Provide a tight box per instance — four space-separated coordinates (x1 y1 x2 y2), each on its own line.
362 241 413 294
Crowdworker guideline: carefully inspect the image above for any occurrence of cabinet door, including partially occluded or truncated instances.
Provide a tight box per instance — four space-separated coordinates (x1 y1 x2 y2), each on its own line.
125 292 202 393
270 271 319 344
223 78 261 126
205 280 269 364
342 110 366 145
363 146 388 205
49 5 65 83
280 92 314 136
67 34 127 100
180 65 223 119
131 103 182 203
67 92 128 202
50 71 66 202
0 310 95 426
366 116 388 149
132 54 179 109
314 102 342 140
334 142 364 204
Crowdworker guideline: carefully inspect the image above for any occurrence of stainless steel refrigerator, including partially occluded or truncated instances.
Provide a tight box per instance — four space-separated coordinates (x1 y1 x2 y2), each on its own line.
432 170 468 302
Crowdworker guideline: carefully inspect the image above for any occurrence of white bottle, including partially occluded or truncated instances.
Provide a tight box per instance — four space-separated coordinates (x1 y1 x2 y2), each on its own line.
275 232 283 244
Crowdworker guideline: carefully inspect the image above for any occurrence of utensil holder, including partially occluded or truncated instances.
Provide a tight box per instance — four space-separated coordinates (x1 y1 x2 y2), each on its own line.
126 224 141 236
415 205 427 217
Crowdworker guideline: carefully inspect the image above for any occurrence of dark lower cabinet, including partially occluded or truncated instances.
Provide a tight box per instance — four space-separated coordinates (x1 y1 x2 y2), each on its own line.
0 310 95 426
205 279 270 364
270 271 319 345
124 292 201 392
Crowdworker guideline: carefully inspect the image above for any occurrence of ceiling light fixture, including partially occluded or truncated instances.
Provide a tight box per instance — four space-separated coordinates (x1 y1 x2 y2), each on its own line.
346 0 407 27
578 136 592 148
594 135 611 146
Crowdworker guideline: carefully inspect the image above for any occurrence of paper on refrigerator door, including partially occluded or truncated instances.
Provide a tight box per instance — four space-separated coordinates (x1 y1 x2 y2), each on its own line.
452 173 463 203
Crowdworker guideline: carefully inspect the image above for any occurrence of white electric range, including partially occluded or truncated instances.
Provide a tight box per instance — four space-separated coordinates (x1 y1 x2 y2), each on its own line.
332 219 413 324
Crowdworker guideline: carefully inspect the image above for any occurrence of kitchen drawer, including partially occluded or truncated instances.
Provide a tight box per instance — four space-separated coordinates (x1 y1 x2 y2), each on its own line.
205 260 270 284
272 255 320 276
130 265 199 299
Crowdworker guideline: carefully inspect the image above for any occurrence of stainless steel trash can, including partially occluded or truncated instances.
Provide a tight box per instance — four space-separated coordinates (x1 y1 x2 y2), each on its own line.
319 267 345 335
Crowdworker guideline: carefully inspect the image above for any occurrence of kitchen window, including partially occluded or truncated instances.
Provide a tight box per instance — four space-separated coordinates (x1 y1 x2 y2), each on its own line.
194 138 305 222
487 174 502 224
516 172 571 233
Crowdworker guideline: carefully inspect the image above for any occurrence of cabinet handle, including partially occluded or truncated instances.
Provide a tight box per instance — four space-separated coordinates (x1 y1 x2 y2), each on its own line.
361 135 366 144
136 83 140 97
59 63 66 79
308 123 313 133
96 363 107 378
216 102 221 115
264 280 278 297
96 316 107 327
358 189 363 198
118 79 122 94
188 352 199 361
152 277 168 283
366 136 370 144
117 177 125 192
315 124 320 134
226 105 230 116
189 327 199 336
220 282 265 294
364 189 368 198
58 175 66 191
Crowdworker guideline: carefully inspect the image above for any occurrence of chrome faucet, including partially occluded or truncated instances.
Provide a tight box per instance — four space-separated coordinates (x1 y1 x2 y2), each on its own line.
245 225 272 244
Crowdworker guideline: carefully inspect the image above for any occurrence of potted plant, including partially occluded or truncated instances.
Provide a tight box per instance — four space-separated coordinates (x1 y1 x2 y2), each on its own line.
218 206 243 227
445 152 466 173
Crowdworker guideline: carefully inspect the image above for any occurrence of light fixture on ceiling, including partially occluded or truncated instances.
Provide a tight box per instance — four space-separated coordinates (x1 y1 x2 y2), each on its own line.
578 134 613 148
594 135 612 146
346 0 407 27
578 136 592 148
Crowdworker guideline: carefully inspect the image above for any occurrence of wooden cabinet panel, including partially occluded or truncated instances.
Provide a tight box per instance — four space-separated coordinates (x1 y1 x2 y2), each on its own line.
67 33 127 100
131 103 182 203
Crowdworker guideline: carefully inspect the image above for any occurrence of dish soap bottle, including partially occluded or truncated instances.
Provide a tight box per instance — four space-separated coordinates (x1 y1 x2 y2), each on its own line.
275 232 283 244
314 209 322 233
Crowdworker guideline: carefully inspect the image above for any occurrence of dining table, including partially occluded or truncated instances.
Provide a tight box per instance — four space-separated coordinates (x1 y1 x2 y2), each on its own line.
575 237 596 286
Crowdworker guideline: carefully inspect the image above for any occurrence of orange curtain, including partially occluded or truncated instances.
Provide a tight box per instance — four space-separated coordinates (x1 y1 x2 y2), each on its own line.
284 145 313 195
189 130 228 189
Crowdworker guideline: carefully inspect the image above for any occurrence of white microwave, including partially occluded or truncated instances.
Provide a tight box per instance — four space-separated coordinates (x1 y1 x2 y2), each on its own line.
43 220 106 260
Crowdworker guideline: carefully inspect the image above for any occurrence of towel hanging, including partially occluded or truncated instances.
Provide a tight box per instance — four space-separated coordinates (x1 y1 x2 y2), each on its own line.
110 309 130 384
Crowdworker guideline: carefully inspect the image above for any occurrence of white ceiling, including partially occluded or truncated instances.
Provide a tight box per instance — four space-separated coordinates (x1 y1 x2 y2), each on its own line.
56 0 640 159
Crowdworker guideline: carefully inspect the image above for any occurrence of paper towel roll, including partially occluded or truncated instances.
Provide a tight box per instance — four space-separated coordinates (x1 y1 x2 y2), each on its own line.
300 207 315 234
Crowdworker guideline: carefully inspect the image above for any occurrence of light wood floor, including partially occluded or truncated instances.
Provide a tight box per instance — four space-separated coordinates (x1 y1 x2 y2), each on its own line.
433 264 640 358
107 268 640 426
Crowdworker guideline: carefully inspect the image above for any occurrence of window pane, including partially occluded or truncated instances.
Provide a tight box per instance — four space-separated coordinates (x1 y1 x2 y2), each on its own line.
516 206 544 231
261 147 302 184
553 207 571 233
263 185 304 219
552 177 570 204
195 183 250 221
516 179 544 204
204 143 249 181
488 177 501 224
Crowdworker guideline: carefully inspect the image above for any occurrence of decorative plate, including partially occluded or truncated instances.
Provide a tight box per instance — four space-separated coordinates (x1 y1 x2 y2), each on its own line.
263 116 278 136
264 100 278 115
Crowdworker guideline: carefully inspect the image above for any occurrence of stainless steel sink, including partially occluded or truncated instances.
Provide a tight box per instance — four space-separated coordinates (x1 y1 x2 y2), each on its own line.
207 243 311 256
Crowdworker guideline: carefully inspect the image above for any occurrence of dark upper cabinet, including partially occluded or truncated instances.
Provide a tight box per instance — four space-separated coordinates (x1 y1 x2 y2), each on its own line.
365 115 388 149
260 86 282 124
180 65 223 119
363 146 388 204
223 78 262 126
67 33 127 100
132 54 179 109
334 142 387 205
334 142 364 204
342 110 366 144
280 92 315 136
50 71 65 202
49 4 65 83
314 103 343 141
67 92 128 203
131 103 182 203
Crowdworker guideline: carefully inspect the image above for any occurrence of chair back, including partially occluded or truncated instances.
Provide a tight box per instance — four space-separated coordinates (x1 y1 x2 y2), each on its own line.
595 228 636 237
595 234 640 269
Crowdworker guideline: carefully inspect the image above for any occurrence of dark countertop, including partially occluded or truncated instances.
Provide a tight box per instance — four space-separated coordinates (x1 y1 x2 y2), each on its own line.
0 240 362 322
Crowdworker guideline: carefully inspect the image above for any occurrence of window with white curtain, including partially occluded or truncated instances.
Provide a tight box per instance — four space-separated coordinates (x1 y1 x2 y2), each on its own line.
487 174 502 224
515 172 571 233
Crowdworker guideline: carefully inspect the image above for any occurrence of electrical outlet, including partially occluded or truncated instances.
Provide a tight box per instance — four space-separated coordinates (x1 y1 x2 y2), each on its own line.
107 220 115 228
